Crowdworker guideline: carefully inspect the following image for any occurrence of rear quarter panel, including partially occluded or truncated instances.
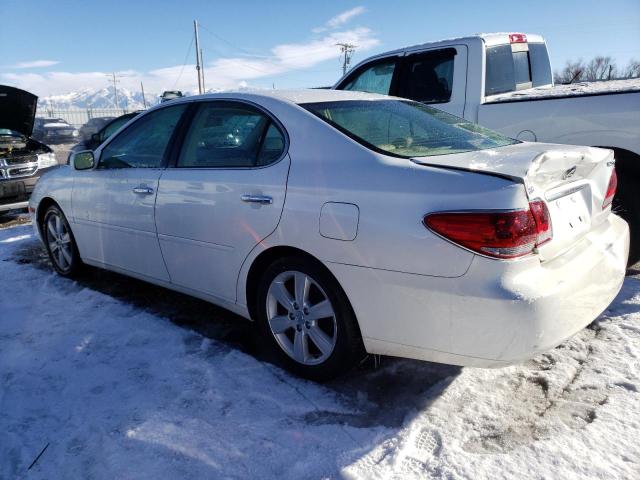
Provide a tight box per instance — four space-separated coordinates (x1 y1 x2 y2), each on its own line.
235 102 530 305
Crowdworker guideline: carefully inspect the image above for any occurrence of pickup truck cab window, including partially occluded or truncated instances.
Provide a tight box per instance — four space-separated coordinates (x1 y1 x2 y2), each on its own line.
99 104 187 169
400 48 456 104
485 42 552 96
341 59 397 95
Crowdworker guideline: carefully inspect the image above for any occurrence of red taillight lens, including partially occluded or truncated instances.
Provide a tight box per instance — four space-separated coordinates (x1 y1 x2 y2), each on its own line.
424 201 552 259
602 169 617 209
509 33 527 43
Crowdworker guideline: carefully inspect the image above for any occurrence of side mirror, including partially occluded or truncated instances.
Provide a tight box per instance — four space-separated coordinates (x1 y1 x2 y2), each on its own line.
72 150 95 170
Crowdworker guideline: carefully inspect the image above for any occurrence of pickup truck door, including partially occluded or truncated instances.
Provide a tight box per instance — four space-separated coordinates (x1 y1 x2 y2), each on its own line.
395 46 468 117
154 100 289 302
71 103 189 281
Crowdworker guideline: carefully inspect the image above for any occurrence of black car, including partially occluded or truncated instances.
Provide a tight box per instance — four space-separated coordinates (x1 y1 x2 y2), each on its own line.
78 116 115 141
33 117 79 144
0 86 59 213
68 111 141 161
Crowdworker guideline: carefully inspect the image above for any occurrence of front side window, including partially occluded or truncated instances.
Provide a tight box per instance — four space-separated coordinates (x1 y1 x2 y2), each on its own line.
99 105 186 169
303 100 517 158
99 114 136 142
341 60 396 95
402 49 455 104
177 102 285 168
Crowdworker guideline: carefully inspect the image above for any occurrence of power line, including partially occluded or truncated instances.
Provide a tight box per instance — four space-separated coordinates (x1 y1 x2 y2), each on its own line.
173 35 195 90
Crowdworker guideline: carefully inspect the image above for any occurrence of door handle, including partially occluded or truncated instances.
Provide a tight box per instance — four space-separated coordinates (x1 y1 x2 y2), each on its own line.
133 186 154 195
241 194 273 205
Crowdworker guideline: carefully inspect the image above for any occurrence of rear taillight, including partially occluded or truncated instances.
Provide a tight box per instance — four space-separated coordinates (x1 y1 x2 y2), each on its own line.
602 169 617 209
424 201 552 259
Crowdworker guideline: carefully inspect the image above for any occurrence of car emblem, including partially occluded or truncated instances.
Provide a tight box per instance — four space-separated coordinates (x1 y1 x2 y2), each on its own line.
563 166 577 180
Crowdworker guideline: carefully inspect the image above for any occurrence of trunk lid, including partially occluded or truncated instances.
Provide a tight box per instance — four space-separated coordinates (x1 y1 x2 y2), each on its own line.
0 85 38 137
411 142 616 260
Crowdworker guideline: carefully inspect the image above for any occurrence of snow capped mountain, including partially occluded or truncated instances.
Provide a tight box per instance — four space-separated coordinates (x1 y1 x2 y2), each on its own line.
38 87 159 110
37 86 230 110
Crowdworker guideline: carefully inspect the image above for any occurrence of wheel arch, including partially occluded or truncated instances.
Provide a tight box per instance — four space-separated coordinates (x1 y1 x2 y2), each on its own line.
594 146 640 176
244 245 355 326
35 196 60 238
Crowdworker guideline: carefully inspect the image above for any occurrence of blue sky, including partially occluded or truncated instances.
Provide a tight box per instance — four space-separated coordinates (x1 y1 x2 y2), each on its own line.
1 0 638 97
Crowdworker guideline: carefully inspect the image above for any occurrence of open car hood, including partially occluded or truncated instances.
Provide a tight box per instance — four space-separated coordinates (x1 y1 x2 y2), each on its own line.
0 85 38 137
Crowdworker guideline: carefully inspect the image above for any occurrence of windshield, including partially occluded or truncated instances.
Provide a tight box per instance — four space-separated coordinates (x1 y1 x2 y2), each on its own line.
302 100 517 158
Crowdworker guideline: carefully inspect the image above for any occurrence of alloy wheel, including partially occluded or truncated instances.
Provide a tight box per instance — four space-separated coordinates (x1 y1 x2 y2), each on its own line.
266 270 338 365
45 212 73 272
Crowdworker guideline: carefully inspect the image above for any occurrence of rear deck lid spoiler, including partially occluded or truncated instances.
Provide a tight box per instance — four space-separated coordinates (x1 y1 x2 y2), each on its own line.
410 142 611 196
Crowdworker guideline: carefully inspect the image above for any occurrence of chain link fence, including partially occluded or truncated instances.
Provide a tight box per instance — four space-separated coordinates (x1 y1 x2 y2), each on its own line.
35 108 135 129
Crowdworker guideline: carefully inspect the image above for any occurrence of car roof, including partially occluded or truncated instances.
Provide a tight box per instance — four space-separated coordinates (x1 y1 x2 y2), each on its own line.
175 89 393 106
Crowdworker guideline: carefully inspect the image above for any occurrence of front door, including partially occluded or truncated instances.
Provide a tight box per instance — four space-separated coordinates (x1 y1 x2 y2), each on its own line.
154 100 289 302
71 104 188 281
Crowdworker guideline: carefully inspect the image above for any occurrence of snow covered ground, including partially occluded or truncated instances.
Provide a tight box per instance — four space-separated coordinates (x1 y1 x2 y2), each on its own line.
1 222 639 479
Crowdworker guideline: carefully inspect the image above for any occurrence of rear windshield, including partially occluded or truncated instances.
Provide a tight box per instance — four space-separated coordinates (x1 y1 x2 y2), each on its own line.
485 43 552 96
302 100 517 158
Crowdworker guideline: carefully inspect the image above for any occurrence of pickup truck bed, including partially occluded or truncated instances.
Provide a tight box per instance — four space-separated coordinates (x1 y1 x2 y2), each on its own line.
485 78 640 103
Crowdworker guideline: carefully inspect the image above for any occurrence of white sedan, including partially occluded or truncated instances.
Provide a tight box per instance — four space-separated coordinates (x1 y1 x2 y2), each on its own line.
29 90 629 380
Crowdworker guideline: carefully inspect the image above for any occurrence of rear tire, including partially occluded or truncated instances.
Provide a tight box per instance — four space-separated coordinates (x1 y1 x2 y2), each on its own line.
41 204 83 277
255 256 364 381
613 166 640 266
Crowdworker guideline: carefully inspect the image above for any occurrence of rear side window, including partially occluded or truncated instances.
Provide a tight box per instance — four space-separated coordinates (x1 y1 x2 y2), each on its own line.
401 49 455 104
341 60 396 95
177 102 285 168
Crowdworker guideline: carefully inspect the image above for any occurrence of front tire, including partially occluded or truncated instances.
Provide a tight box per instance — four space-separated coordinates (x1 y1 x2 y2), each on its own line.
255 256 364 381
41 204 83 277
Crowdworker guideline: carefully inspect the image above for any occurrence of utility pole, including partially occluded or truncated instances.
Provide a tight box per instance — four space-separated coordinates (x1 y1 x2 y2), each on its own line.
336 43 357 75
194 20 203 94
106 72 120 109
140 82 148 108
200 47 206 92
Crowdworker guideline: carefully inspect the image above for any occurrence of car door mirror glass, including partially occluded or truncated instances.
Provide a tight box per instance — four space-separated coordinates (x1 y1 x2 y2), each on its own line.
73 150 95 170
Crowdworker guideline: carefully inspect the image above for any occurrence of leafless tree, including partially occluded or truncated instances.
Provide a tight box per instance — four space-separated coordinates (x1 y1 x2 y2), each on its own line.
622 59 640 78
554 60 586 84
584 56 617 81
555 56 640 83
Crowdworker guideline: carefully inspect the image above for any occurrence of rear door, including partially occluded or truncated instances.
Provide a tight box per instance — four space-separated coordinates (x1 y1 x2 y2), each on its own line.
154 100 289 302
71 103 188 280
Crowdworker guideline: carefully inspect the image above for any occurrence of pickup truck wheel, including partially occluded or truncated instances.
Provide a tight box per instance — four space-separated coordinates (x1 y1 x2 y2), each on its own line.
42 205 83 277
613 171 640 266
255 256 365 381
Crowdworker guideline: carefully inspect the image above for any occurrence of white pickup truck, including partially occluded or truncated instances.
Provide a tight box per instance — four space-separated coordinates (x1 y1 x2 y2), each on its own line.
333 32 640 263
